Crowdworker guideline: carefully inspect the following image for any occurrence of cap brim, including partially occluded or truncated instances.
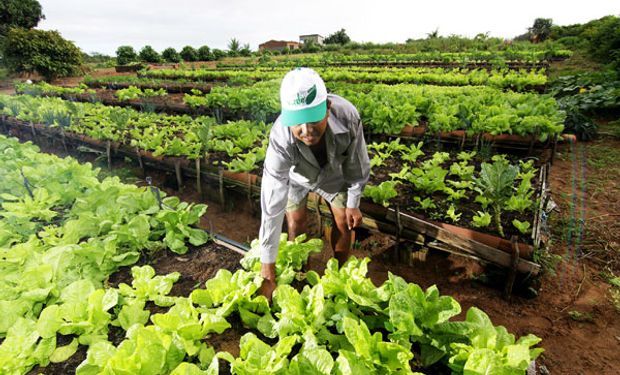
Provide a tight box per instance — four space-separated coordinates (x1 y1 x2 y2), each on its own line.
280 100 327 127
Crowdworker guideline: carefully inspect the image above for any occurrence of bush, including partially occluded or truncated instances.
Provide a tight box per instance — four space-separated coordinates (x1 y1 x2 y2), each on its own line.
161 47 181 63
1 27 82 80
180 46 198 62
324 28 351 45
197 45 211 61
139 45 160 63
301 40 321 53
211 49 226 60
586 16 620 69
0 0 44 35
116 45 137 65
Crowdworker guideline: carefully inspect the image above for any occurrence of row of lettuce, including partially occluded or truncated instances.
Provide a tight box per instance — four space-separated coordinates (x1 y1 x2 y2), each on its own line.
0 135 543 374
364 139 540 239
137 66 548 91
216 50 572 68
13 80 566 141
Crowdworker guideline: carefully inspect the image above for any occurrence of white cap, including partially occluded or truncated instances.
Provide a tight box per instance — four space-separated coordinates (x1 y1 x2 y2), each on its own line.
279 67 328 127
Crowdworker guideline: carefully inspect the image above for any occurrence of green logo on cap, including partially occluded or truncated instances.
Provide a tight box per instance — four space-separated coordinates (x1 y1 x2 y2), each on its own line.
290 84 317 106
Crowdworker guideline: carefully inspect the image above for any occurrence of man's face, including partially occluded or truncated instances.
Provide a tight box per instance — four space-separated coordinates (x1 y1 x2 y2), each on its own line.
290 105 330 146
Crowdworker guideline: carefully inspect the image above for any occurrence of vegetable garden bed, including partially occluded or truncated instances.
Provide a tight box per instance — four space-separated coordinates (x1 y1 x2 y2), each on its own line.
1 117 546 278
0 134 545 375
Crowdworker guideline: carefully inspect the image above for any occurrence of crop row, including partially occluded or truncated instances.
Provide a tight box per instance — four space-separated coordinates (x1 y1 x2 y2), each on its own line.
0 135 543 374
0 94 270 171
217 50 572 68
140 66 548 91
182 80 565 140
363 139 541 240
14 80 566 142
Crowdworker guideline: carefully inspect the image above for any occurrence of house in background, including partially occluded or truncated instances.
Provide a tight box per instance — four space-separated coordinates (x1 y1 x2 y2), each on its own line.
299 34 324 45
258 40 300 52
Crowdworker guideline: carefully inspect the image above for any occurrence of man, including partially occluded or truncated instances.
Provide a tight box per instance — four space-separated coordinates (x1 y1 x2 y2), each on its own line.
258 67 370 300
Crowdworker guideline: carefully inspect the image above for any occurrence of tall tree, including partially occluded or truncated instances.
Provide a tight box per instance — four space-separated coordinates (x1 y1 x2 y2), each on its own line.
529 18 553 43
324 29 351 45
180 46 198 61
162 47 181 63
0 0 44 35
116 45 138 65
227 38 241 56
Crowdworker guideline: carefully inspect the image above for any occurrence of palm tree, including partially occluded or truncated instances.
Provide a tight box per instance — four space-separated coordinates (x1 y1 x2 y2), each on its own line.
228 38 240 56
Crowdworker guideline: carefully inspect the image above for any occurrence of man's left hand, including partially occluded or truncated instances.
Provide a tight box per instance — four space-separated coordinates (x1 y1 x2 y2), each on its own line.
345 208 363 230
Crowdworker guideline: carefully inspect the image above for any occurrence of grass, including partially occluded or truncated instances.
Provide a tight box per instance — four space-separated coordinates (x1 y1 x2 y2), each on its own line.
548 50 604 79
585 142 620 171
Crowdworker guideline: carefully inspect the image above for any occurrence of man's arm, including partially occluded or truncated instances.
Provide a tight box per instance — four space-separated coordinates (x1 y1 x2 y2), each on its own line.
342 117 371 209
258 130 292 265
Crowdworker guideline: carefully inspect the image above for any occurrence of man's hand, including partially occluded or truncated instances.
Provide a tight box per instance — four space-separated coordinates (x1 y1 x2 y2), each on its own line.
258 262 277 302
345 207 363 230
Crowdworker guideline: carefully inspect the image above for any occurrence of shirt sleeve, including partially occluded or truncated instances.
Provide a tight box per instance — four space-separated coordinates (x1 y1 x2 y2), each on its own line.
258 129 292 264
342 116 370 208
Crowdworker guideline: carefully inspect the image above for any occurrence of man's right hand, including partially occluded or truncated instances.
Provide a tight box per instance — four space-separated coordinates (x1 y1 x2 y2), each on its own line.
258 262 277 302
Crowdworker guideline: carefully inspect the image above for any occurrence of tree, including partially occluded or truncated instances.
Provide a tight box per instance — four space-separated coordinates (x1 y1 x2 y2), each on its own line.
324 28 351 45
161 47 181 63
2 27 82 80
0 0 44 36
197 45 211 61
211 49 226 60
227 38 240 56
139 45 160 63
116 45 137 65
180 45 198 61
426 28 439 39
240 43 252 57
529 18 553 43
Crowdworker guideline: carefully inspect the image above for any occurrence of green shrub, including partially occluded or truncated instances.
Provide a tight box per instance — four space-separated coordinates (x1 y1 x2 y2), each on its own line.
211 49 226 60
139 45 160 63
586 16 620 68
1 27 82 80
116 45 137 65
161 47 181 63
197 45 211 61
180 46 198 61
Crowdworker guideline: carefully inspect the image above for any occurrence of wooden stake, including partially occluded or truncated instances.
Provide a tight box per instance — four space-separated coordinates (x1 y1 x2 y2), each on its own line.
60 129 68 153
174 159 183 189
136 148 144 172
29 121 38 142
218 169 225 206
247 173 254 212
106 140 112 169
504 236 520 299
195 158 202 196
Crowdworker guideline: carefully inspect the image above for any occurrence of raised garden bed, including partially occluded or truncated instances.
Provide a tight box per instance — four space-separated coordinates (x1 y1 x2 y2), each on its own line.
1 117 546 280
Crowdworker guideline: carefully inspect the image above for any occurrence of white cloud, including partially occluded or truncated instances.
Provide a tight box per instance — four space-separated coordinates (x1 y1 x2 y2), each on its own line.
37 0 619 55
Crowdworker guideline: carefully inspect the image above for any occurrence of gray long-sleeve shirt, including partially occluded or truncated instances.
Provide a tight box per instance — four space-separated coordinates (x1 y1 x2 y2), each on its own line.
259 94 371 263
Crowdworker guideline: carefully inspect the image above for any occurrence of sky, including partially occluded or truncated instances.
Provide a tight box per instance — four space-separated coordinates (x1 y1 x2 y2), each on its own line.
37 0 619 55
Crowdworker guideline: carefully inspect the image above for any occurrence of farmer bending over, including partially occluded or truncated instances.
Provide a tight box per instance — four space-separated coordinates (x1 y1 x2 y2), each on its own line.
258 68 370 300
